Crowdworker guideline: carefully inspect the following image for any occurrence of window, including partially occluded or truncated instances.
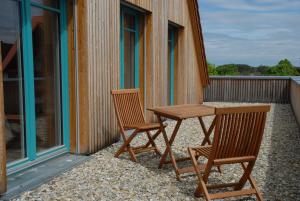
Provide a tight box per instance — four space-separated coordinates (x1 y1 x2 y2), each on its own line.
120 6 140 89
0 0 69 168
168 25 177 105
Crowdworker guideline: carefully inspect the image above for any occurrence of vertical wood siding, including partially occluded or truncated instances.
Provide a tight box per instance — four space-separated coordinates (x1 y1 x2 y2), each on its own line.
204 76 291 103
291 78 300 127
73 0 206 153
124 0 152 11
86 0 120 152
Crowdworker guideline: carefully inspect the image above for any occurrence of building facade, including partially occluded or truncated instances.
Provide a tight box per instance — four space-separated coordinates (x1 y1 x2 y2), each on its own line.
0 0 208 193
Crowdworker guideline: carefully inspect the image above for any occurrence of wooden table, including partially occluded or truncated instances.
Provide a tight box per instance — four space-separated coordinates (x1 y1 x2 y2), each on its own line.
148 104 216 180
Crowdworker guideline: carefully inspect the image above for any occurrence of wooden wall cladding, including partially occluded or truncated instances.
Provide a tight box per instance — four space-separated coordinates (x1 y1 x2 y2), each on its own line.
124 0 152 11
291 79 300 127
73 0 206 153
86 0 120 153
67 0 77 153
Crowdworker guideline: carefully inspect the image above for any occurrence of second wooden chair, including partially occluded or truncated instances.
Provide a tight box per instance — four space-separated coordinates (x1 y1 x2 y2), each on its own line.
188 105 270 201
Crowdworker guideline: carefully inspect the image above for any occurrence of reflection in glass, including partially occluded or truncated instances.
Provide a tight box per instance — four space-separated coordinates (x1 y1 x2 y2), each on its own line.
123 13 136 89
0 0 26 163
167 28 172 105
31 6 62 152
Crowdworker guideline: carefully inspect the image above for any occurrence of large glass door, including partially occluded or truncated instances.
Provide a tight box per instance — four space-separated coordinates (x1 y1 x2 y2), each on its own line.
0 0 69 169
0 0 26 163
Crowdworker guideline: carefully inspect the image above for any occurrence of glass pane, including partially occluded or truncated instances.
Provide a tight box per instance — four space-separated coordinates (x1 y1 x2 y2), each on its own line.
124 13 135 30
0 0 26 163
31 0 59 8
31 7 62 152
124 30 135 89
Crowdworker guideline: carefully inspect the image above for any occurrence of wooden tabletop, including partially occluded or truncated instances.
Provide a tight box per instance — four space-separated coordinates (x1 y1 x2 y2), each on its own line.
148 104 216 120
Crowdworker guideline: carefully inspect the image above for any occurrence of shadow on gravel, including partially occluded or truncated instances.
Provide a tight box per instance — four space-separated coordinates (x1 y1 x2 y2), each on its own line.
262 104 300 201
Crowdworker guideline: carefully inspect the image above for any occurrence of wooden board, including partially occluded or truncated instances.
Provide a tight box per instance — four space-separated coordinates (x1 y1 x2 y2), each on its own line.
67 0 77 153
124 0 152 11
0 41 7 193
291 79 300 127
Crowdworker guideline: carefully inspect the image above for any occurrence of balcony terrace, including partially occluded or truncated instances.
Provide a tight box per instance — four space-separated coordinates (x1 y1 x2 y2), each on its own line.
11 110 299 200
11 77 300 201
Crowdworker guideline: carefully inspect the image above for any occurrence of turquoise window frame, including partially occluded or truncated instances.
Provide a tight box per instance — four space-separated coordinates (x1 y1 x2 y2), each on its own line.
168 26 175 105
120 6 140 89
6 0 70 171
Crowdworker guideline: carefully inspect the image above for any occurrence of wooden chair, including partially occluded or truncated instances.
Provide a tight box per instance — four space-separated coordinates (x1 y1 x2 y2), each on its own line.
111 89 164 162
188 105 270 201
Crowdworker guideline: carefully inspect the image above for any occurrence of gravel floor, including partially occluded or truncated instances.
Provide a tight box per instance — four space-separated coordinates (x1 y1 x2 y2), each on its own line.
12 103 300 201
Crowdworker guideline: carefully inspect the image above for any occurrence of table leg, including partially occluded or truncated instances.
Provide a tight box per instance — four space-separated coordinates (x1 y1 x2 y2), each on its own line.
199 116 216 145
157 115 182 180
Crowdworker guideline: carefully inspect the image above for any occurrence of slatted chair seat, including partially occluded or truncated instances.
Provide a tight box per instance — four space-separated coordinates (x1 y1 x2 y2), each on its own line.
188 105 271 201
124 122 167 131
111 89 163 162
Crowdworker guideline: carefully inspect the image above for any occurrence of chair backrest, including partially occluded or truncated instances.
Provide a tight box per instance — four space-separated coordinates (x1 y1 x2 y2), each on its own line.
111 89 145 130
211 105 270 162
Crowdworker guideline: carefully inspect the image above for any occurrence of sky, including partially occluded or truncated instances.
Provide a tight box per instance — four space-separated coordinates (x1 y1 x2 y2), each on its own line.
198 0 300 66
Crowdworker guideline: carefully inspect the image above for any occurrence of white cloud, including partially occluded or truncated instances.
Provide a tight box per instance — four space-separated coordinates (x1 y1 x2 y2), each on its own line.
200 0 300 12
199 0 300 66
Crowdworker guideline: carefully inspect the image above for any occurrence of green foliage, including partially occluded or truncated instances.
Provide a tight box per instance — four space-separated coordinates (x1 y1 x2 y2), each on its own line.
216 64 239 75
207 62 217 75
256 65 271 75
267 59 299 76
208 59 300 76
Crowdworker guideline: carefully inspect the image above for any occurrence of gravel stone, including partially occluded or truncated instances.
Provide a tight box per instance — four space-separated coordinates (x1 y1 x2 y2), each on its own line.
12 103 300 201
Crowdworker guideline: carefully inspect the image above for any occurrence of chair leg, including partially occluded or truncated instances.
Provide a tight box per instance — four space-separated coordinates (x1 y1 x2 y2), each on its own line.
114 130 139 160
188 148 211 200
241 163 264 201
145 129 161 147
127 146 138 162
146 131 161 155
234 162 255 190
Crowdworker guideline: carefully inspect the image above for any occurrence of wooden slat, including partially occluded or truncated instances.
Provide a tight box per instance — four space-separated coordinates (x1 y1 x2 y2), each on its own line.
124 0 152 11
0 41 7 193
213 156 256 165
209 189 257 199
178 164 206 174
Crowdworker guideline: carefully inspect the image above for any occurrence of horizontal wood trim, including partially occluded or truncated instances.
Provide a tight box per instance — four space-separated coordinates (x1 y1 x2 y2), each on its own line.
209 189 256 199
215 105 271 115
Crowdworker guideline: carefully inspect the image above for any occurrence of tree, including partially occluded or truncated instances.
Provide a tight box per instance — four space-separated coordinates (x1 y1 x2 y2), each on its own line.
256 65 271 75
207 62 217 75
216 64 239 75
267 59 299 76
